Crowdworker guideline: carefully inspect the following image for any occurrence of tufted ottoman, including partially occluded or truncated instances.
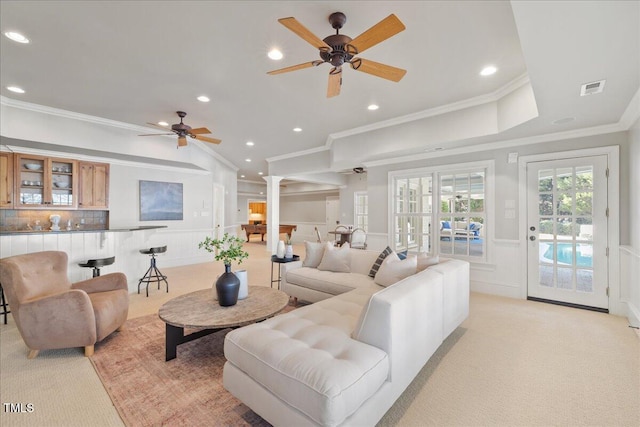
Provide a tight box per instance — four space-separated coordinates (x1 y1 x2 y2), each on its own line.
224 286 388 426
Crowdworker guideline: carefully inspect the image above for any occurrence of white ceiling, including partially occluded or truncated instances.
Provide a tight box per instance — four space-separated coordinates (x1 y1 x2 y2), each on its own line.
1 1 638 183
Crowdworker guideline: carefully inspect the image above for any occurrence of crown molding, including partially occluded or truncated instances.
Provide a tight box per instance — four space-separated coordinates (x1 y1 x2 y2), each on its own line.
2 144 211 175
363 121 626 168
265 74 531 165
265 145 329 163
1 96 153 133
1 96 238 171
323 73 531 147
238 179 267 185
619 87 640 129
190 140 238 171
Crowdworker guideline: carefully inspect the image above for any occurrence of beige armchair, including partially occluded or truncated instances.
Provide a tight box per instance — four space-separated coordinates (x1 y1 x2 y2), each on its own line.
0 251 129 359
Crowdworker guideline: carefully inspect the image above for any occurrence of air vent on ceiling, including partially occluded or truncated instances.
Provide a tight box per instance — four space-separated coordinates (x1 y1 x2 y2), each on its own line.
580 79 606 96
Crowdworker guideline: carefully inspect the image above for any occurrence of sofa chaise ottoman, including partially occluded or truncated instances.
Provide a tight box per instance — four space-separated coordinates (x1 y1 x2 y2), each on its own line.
223 244 469 426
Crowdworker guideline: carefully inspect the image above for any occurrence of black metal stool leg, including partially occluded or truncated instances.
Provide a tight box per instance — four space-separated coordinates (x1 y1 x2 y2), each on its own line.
0 284 10 325
137 251 169 297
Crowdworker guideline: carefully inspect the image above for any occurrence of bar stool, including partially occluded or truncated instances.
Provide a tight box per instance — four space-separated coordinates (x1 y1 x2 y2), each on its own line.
78 256 116 277
138 246 169 297
0 283 10 324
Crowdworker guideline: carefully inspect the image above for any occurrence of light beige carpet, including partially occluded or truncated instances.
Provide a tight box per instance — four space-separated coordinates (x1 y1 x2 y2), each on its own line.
1 241 639 426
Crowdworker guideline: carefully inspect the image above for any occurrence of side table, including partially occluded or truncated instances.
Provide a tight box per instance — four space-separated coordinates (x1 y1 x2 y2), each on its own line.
270 255 300 289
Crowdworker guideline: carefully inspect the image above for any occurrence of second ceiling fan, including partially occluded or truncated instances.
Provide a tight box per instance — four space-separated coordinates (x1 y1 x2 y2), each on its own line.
268 12 407 98
139 111 221 148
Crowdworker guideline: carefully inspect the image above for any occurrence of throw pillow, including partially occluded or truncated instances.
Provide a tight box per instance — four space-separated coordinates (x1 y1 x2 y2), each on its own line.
302 241 325 268
368 246 393 277
317 242 351 273
442 221 451 229
397 250 408 260
416 252 440 272
374 252 417 287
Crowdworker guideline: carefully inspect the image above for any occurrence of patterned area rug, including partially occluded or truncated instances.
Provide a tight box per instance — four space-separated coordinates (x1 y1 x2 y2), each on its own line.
90 314 272 427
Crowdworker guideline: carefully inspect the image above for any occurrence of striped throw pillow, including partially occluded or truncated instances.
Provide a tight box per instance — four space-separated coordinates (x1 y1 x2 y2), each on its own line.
369 246 393 277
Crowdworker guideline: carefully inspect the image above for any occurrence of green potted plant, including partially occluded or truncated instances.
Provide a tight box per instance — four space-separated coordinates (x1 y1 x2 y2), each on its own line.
199 233 249 306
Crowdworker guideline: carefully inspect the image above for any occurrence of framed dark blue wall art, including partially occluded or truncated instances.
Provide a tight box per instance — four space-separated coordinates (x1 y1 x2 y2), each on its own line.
139 180 183 221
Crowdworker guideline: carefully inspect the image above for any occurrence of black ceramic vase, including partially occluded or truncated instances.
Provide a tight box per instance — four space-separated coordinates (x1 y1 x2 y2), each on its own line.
216 264 240 307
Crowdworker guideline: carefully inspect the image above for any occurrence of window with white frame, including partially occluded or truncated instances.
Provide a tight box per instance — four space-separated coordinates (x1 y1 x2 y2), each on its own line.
354 191 368 230
390 163 489 260
438 171 486 258
392 176 433 253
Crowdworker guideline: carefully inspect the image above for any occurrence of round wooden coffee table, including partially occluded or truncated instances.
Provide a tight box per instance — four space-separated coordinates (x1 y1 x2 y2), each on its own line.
158 286 289 361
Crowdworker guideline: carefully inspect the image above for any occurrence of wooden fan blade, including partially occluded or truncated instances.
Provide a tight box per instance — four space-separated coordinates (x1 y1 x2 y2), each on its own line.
139 133 174 136
194 135 222 144
278 17 331 50
189 127 211 135
267 61 319 75
350 57 406 82
327 67 342 98
348 14 405 54
178 136 188 147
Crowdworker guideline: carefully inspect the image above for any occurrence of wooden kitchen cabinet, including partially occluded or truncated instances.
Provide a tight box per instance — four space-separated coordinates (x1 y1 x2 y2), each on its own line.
78 161 109 209
14 154 78 209
0 152 14 208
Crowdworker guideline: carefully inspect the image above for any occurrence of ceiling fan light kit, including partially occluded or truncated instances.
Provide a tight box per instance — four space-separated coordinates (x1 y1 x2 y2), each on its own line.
268 12 407 97
139 111 221 148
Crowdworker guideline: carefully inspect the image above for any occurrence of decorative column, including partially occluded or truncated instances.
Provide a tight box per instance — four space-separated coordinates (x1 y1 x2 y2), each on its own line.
264 175 283 252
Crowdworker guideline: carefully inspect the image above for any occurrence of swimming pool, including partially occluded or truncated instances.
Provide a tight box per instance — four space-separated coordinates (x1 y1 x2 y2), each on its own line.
540 242 593 267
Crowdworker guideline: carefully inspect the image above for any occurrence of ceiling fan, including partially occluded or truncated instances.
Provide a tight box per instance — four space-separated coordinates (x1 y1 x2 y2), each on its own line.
339 167 367 175
139 111 221 147
268 12 407 98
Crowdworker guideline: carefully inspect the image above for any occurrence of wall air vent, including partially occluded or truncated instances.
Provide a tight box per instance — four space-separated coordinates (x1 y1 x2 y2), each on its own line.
580 79 606 96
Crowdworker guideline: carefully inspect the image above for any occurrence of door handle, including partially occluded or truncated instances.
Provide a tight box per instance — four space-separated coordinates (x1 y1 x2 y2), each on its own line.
529 236 536 241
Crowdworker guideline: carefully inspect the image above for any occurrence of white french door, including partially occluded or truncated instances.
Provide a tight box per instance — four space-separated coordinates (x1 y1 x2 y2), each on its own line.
526 155 608 310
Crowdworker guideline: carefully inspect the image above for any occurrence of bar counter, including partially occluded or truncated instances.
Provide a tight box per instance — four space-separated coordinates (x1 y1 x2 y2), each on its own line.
0 225 167 236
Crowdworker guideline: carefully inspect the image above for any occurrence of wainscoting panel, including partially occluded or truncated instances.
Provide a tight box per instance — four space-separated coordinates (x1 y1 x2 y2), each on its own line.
620 246 640 327
470 239 523 299
0 228 218 293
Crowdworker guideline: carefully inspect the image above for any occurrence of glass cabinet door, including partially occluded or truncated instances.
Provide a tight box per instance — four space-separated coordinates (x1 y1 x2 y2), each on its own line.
15 155 77 208
50 160 74 206
17 156 46 206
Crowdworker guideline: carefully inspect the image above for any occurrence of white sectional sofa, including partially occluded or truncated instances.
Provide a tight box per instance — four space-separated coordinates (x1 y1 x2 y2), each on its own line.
223 246 469 426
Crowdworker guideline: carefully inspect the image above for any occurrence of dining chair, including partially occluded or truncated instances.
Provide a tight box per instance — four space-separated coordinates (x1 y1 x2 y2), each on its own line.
333 225 349 246
350 227 367 249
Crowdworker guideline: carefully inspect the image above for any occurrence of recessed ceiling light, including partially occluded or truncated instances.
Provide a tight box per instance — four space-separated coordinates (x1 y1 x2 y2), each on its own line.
240 175 245 178
197 95 210 102
246 141 254 146
258 172 263 175
268 49 283 60
480 66 497 76
6 86 25 94
245 158 251 162
4 31 29 43
367 104 379 111
158 121 169 126
293 127 302 132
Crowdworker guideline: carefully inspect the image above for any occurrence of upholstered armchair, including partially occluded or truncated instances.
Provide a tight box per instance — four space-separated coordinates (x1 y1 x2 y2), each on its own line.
0 251 129 359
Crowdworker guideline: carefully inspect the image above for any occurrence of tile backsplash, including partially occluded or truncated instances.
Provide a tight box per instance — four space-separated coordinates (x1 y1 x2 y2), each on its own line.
0 210 109 231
